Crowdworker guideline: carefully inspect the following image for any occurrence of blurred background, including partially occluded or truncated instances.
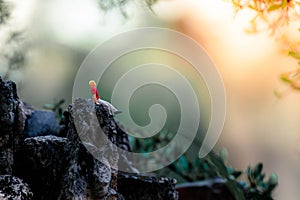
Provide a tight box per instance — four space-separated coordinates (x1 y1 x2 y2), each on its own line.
1 0 300 199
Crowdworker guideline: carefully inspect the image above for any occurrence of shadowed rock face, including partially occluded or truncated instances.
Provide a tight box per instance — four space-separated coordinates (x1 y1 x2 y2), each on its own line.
23 110 59 137
0 77 24 174
0 77 178 200
176 178 235 200
0 175 33 200
58 99 121 200
15 136 67 200
117 172 178 200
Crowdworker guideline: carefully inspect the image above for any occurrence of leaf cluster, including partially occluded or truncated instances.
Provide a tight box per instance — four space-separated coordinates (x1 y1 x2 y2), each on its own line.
243 163 278 199
229 0 300 33
131 131 278 200
169 148 278 199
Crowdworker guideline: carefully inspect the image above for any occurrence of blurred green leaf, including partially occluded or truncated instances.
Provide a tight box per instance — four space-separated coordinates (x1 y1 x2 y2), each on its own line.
232 171 242 179
268 4 282 11
178 156 188 171
288 51 300 60
225 180 246 200
253 163 263 179
219 147 229 163
282 0 287 8
268 173 278 185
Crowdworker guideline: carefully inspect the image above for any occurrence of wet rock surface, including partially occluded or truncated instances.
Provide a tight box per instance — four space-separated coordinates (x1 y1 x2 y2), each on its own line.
0 78 178 200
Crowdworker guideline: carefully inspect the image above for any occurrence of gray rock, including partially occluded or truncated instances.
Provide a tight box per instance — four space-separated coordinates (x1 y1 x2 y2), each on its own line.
0 175 33 200
58 99 121 200
176 178 235 200
118 172 178 200
0 77 179 200
0 77 25 174
15 135 67 200
23 110 59 137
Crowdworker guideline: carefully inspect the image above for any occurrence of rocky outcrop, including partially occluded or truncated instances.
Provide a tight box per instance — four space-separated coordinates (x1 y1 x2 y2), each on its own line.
0 77 25 175
118 172 178 200
58 99 122 200
15 136 67 200
0 77 178 200
176 178 235 200
23 110 59 137
0 175 33 200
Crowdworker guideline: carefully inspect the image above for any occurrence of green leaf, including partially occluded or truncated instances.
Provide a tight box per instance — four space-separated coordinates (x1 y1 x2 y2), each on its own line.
268 173 278 185
206 152 229 178
257 173 266 182
288 51 300 60
227 166 234 174
273 89 282 98
282 0 287 8
245 166 251 175
232 171 243 179
178 156 189 171
202 163 209 171
280 74 291 83
225 180 246 200
268 4 282 11
219 147 229 163
254 163 263 179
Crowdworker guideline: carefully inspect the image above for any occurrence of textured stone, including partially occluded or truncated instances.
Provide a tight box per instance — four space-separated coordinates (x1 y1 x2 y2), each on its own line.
23 110 59 137
118 172 178 200
58 99 121 200
0 77 179 200
0 175 33 200
15 136 67 200
0 77 24 175
176 178 235 200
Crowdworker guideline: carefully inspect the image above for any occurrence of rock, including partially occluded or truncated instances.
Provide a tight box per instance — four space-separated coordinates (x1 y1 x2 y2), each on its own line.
0 76 179 200
176 178 235 200
93 100 138 174
117 172 178 200
23 110 59 137
58 99 121 200
0 77 25 174
15 135 67 200
0 175 33 200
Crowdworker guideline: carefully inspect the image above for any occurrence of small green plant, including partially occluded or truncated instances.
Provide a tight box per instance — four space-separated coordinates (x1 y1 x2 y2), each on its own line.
43 99 65 121
165 147 278 200
130 130 278 200
242 163 278 200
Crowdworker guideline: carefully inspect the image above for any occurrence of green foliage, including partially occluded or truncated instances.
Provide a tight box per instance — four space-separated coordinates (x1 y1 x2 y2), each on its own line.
131 131 278 200
243 163 278 199
280 68 300 90
229 0 299 32
288 51 300 60
43 99 65 121
228 0 300 93
97 0 158 17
